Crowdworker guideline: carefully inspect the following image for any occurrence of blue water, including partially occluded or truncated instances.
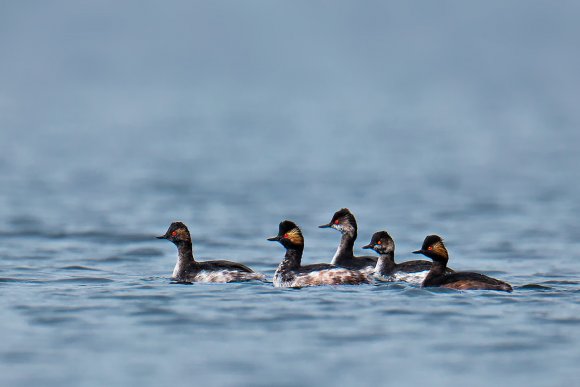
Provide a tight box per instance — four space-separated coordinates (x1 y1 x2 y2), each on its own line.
1 1 580 386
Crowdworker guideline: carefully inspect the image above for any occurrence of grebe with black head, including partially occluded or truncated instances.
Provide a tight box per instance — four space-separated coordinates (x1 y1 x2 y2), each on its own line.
268 220 371 288
413 235 512 292
319 208 377 270
157 222 265 283
362 231 454 283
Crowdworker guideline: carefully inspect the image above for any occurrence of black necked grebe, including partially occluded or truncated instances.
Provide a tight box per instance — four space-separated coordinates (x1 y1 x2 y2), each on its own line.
268 220 370 288
319 208 377 270
362 231 454 283
413 235 512 292
157 222 265 283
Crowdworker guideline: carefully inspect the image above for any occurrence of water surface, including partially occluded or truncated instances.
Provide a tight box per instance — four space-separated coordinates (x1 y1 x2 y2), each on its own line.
1 1 580 386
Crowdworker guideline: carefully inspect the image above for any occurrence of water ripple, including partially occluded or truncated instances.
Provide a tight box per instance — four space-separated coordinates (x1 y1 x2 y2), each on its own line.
47 277 114 284
59 265 103 271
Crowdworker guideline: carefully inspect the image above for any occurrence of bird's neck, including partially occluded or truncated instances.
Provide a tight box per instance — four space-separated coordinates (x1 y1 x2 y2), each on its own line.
331 231 356 265
375 251 396 276
423 259 447 286
173 241 196 278
278 246 303 272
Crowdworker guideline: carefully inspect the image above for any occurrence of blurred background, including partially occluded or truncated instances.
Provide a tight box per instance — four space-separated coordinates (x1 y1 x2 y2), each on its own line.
2 0 579 229
1 1 579 386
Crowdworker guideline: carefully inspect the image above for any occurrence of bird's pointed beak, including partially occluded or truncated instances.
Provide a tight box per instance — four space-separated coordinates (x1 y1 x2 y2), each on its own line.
267 236 280 242
318 223 332 228
362 244 373 249
156 235 167 240
412 250 423 254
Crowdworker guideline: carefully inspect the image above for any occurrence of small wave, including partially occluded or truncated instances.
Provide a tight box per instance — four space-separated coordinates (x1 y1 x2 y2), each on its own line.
541 280 579 285
48 277 114 284
95 256 125 263
0 277 41 284
402 287 435 296
138 316 197 326
483 342 539 352
518 283 553 290
12 266 37 272
544 316 580 325
317 332 379 343
130 307 181 317
0 277 21 283
30 316 80 326
379 308 417 316
121 248 164 257
370 282 408 292
59 265 103 271
108 294 172 302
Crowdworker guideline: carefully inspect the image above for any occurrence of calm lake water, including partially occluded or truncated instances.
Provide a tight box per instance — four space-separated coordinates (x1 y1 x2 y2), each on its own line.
1 1 580 386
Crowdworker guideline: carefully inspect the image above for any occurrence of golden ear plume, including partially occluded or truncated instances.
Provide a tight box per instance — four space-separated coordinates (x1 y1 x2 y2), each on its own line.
285 228 304 245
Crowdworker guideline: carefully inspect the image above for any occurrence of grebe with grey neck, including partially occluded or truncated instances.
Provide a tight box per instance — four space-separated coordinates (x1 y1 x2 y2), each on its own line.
268 220 371 288
413 235 512 292
319 208 377 270
157 222 265 283
362 231 454 283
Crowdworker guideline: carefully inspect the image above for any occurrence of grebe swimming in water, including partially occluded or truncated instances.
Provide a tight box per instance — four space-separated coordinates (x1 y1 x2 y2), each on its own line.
319 208 377 270
157 222 265 283
413 235 512 292
268 220 371 288
362 231 454 283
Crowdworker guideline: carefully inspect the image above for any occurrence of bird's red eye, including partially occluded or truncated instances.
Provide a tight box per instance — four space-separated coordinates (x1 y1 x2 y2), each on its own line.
283 233 289 239
377 240 382 245
334 219 339 225
427 246 433 250
171 231 177 236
